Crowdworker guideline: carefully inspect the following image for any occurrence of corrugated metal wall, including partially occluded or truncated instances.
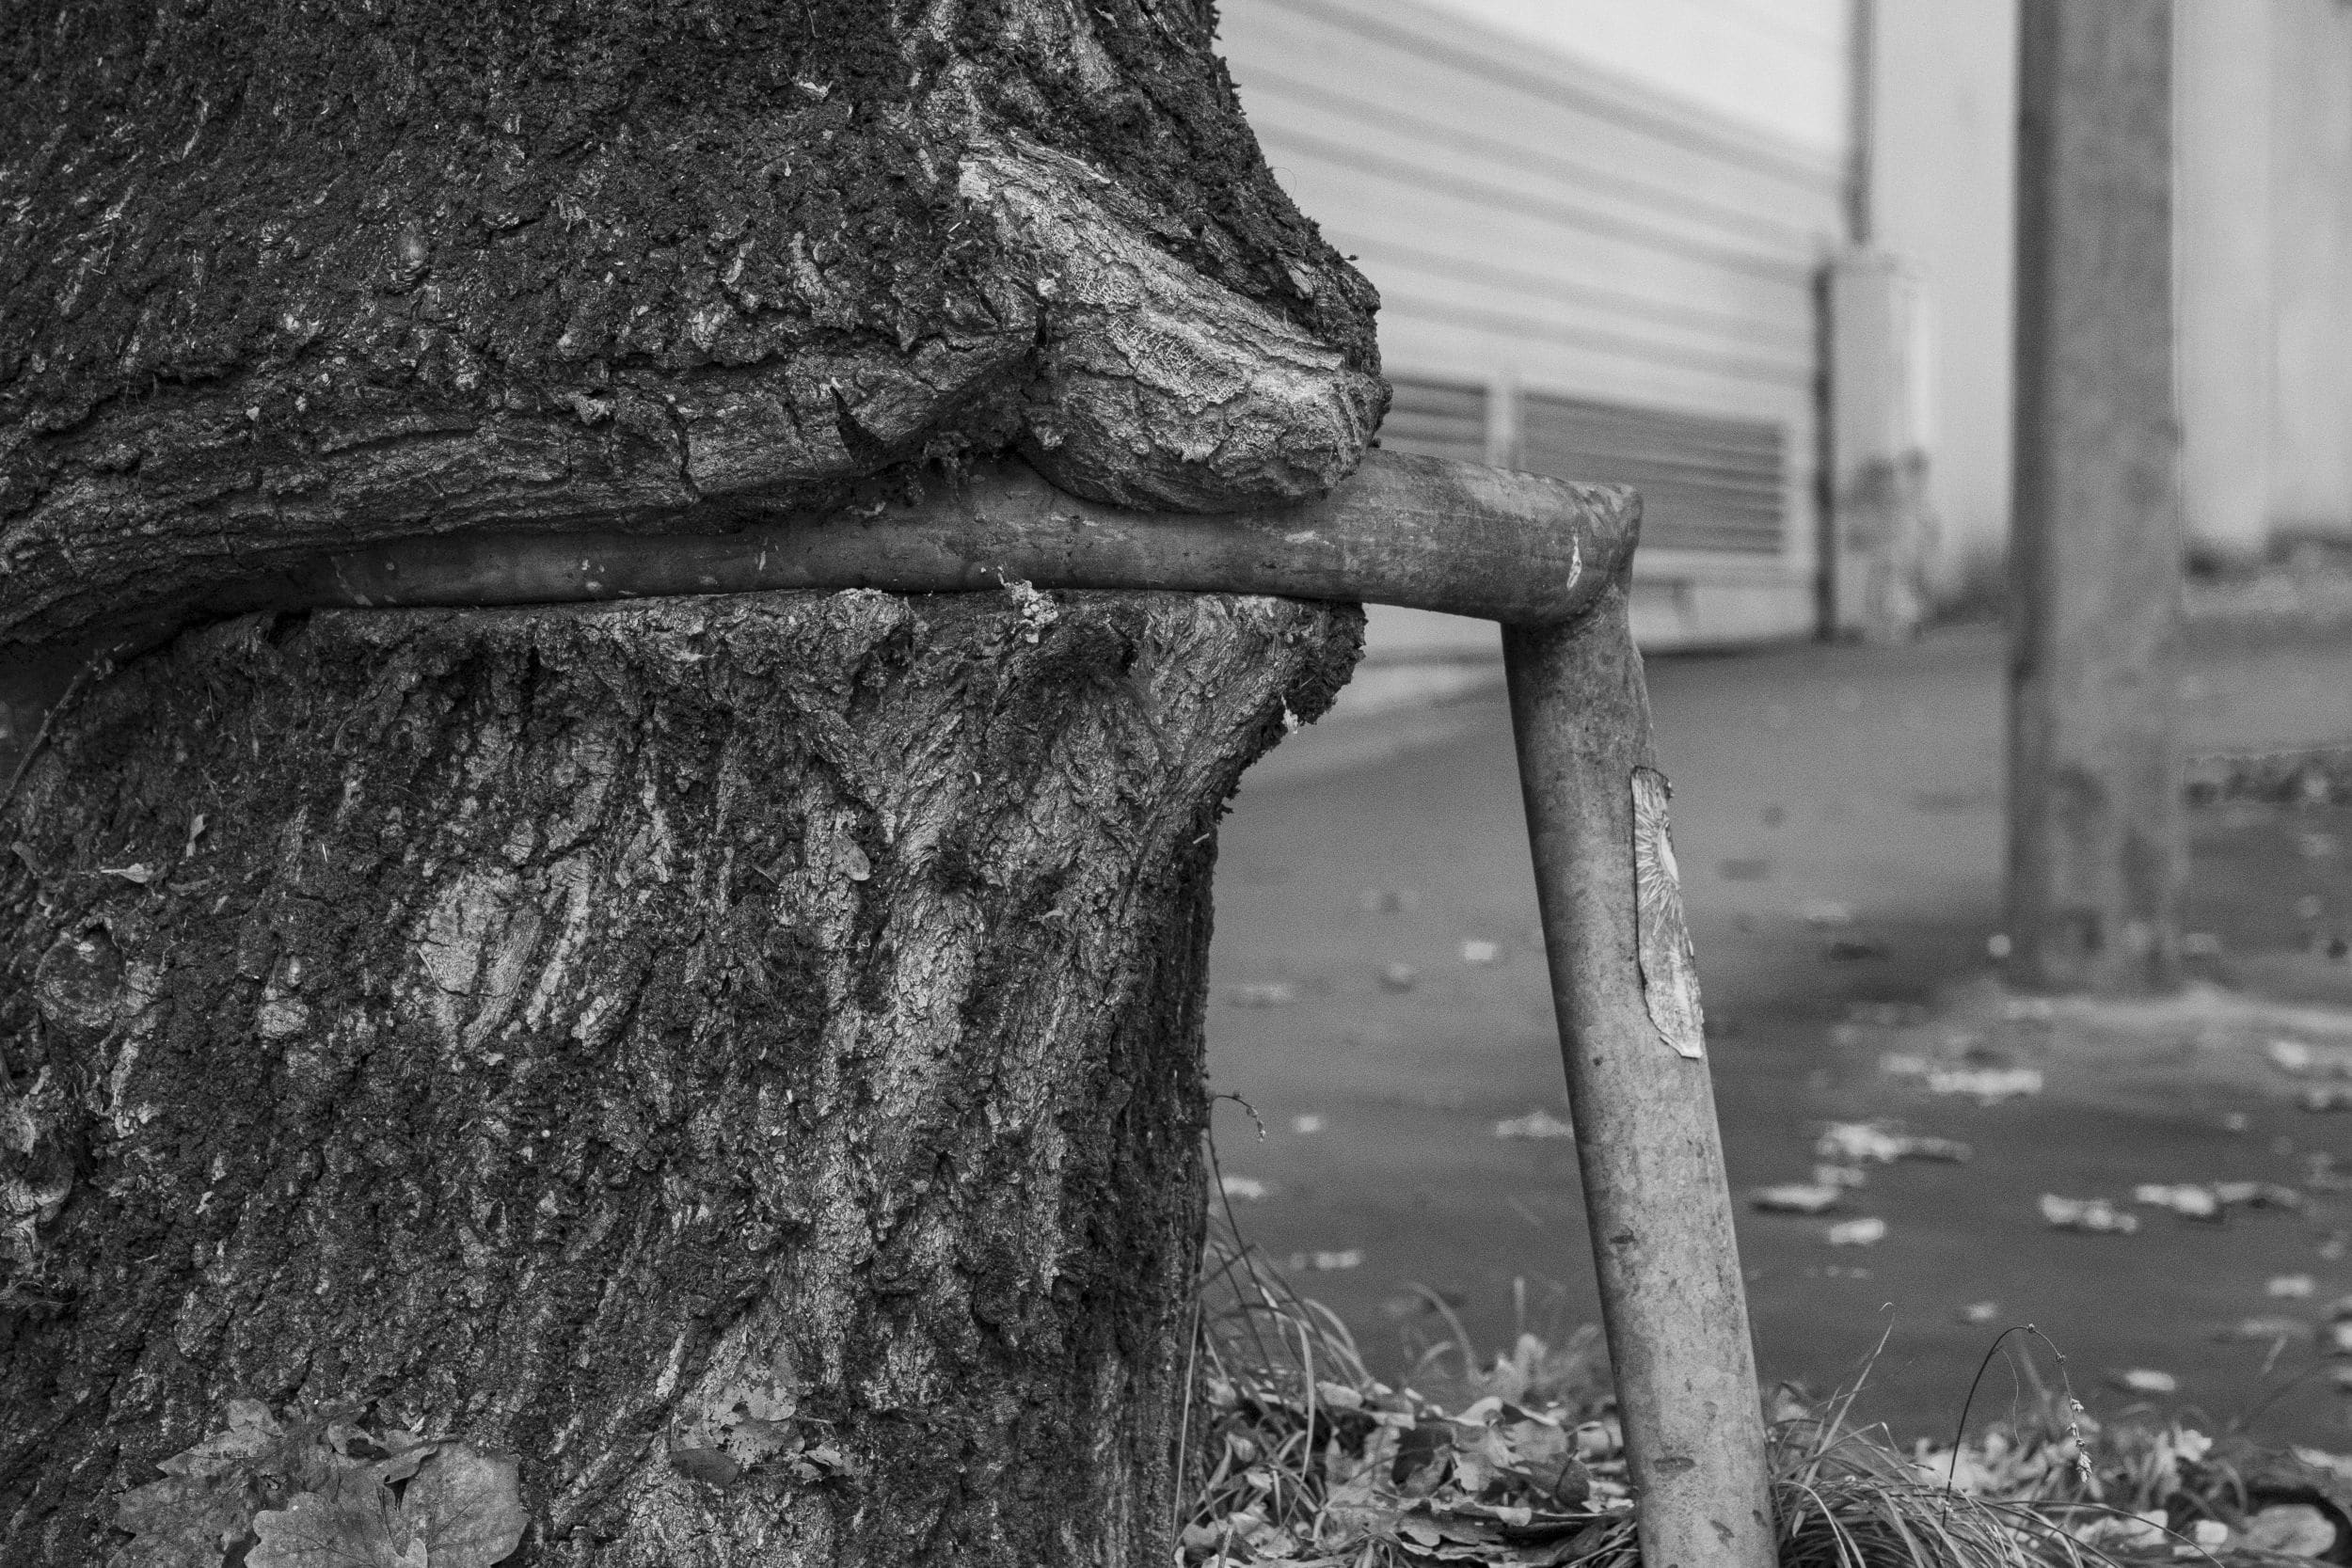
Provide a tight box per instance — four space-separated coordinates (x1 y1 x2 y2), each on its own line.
1221 0 1845 646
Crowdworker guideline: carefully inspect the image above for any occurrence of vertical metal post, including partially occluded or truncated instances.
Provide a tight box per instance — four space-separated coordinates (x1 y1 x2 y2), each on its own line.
1502 597 1775 1568
2008 0 2183 992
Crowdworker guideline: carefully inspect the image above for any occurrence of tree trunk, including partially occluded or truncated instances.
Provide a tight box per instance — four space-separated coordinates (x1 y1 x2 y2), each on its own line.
2007 0 2183 992
0 588 1359 1564
0 0 1383 655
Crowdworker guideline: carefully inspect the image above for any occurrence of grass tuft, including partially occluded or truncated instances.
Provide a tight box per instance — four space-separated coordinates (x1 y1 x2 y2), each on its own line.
1176 1217 2352 1566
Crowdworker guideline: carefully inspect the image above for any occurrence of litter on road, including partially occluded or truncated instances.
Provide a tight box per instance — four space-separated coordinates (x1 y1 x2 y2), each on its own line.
1491 1109 1576 1141
1826 1217 1886 1247
2041 1194 2139 1234
1816 1121 1973 1164
1752 1183 1843 1215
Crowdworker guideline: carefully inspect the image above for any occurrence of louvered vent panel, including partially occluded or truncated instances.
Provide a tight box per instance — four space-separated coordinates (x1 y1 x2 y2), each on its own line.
1520 393 1786 554
1376 377 1488 464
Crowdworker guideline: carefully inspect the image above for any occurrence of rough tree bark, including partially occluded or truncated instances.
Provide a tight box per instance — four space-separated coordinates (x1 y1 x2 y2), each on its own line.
0 0 1383 654
3 590 1359 1562
2 1 1385 1562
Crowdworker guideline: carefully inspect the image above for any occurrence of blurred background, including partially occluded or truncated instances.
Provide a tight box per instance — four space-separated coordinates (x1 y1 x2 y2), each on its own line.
1220 0 2351 657
1200 0 2352 1450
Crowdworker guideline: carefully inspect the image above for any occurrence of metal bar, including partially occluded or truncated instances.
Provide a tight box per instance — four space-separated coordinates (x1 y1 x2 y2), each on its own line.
0 447 1777 1562
1502 598 1776 1568
183 451 1636 633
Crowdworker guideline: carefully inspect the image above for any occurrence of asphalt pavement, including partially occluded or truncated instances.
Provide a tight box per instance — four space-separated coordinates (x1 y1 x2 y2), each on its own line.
1205 620 2352 1446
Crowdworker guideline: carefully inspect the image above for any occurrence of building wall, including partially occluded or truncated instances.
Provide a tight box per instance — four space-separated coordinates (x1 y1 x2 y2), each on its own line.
1218 0 1848 652
2177 0 2275 559
2176 0 2352 556
2267 0 2352 542
1865 0 2020 583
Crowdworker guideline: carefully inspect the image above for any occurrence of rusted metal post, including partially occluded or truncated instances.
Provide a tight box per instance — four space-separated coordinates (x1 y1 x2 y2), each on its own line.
1503 598 1776 1568
2008 0 2183 992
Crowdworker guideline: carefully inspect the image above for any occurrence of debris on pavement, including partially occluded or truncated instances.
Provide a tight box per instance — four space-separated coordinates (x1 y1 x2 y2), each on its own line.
1225 982 1297 1008
2243 1503 2340 1557
2041 1194 2139 1234
2215 1316 2304 1343
2265 1274 2316 1299
1826 1216 1886 1246
2214 1180 2305 1210
1491 1109 1575 1141
2108 1368 2178 1396
2133 1183 2223 1220
2267 1038 2352 1078
1752 1183 1844 1215
1290 1114 1326 1135
1928 1067 2043 1102
1286 1248 1363 1273
1816 1120 1973 1164
1959 1301 2001 1324
1458 939 1501 965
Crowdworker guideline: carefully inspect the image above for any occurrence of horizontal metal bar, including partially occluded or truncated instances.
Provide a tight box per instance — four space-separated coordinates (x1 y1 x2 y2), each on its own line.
195 450 1638 631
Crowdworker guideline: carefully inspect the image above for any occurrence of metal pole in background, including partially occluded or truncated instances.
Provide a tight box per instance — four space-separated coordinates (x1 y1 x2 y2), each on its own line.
2008 0 2184 993
1504 598 1777 1568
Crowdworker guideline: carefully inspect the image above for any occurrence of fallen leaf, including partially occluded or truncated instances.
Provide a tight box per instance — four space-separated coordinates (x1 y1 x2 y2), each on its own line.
99 863 159 886
1928 1068 2042 1103
1817 1121 1972 1164
1288 1249 1363 1273
1826 1217 1886 1247
2243 1503 2337 1557
1847 1002 1931 1027
2132 1183 2221 1220
2215 1316 2305 1343
402 1447 526 1568
2214 1180 2304 1210
1752 1184 1843 1215
840 845 871 882
2041 1194 2138 1234
2268 1038 2352 1078
1492 1110 1576 1142
249 1488 419 1568
2109 1368 2177 1396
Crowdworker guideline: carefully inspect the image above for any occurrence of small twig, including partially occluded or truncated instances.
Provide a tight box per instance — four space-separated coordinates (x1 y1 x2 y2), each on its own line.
1 654 115 816
1939 1323 2078 1528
